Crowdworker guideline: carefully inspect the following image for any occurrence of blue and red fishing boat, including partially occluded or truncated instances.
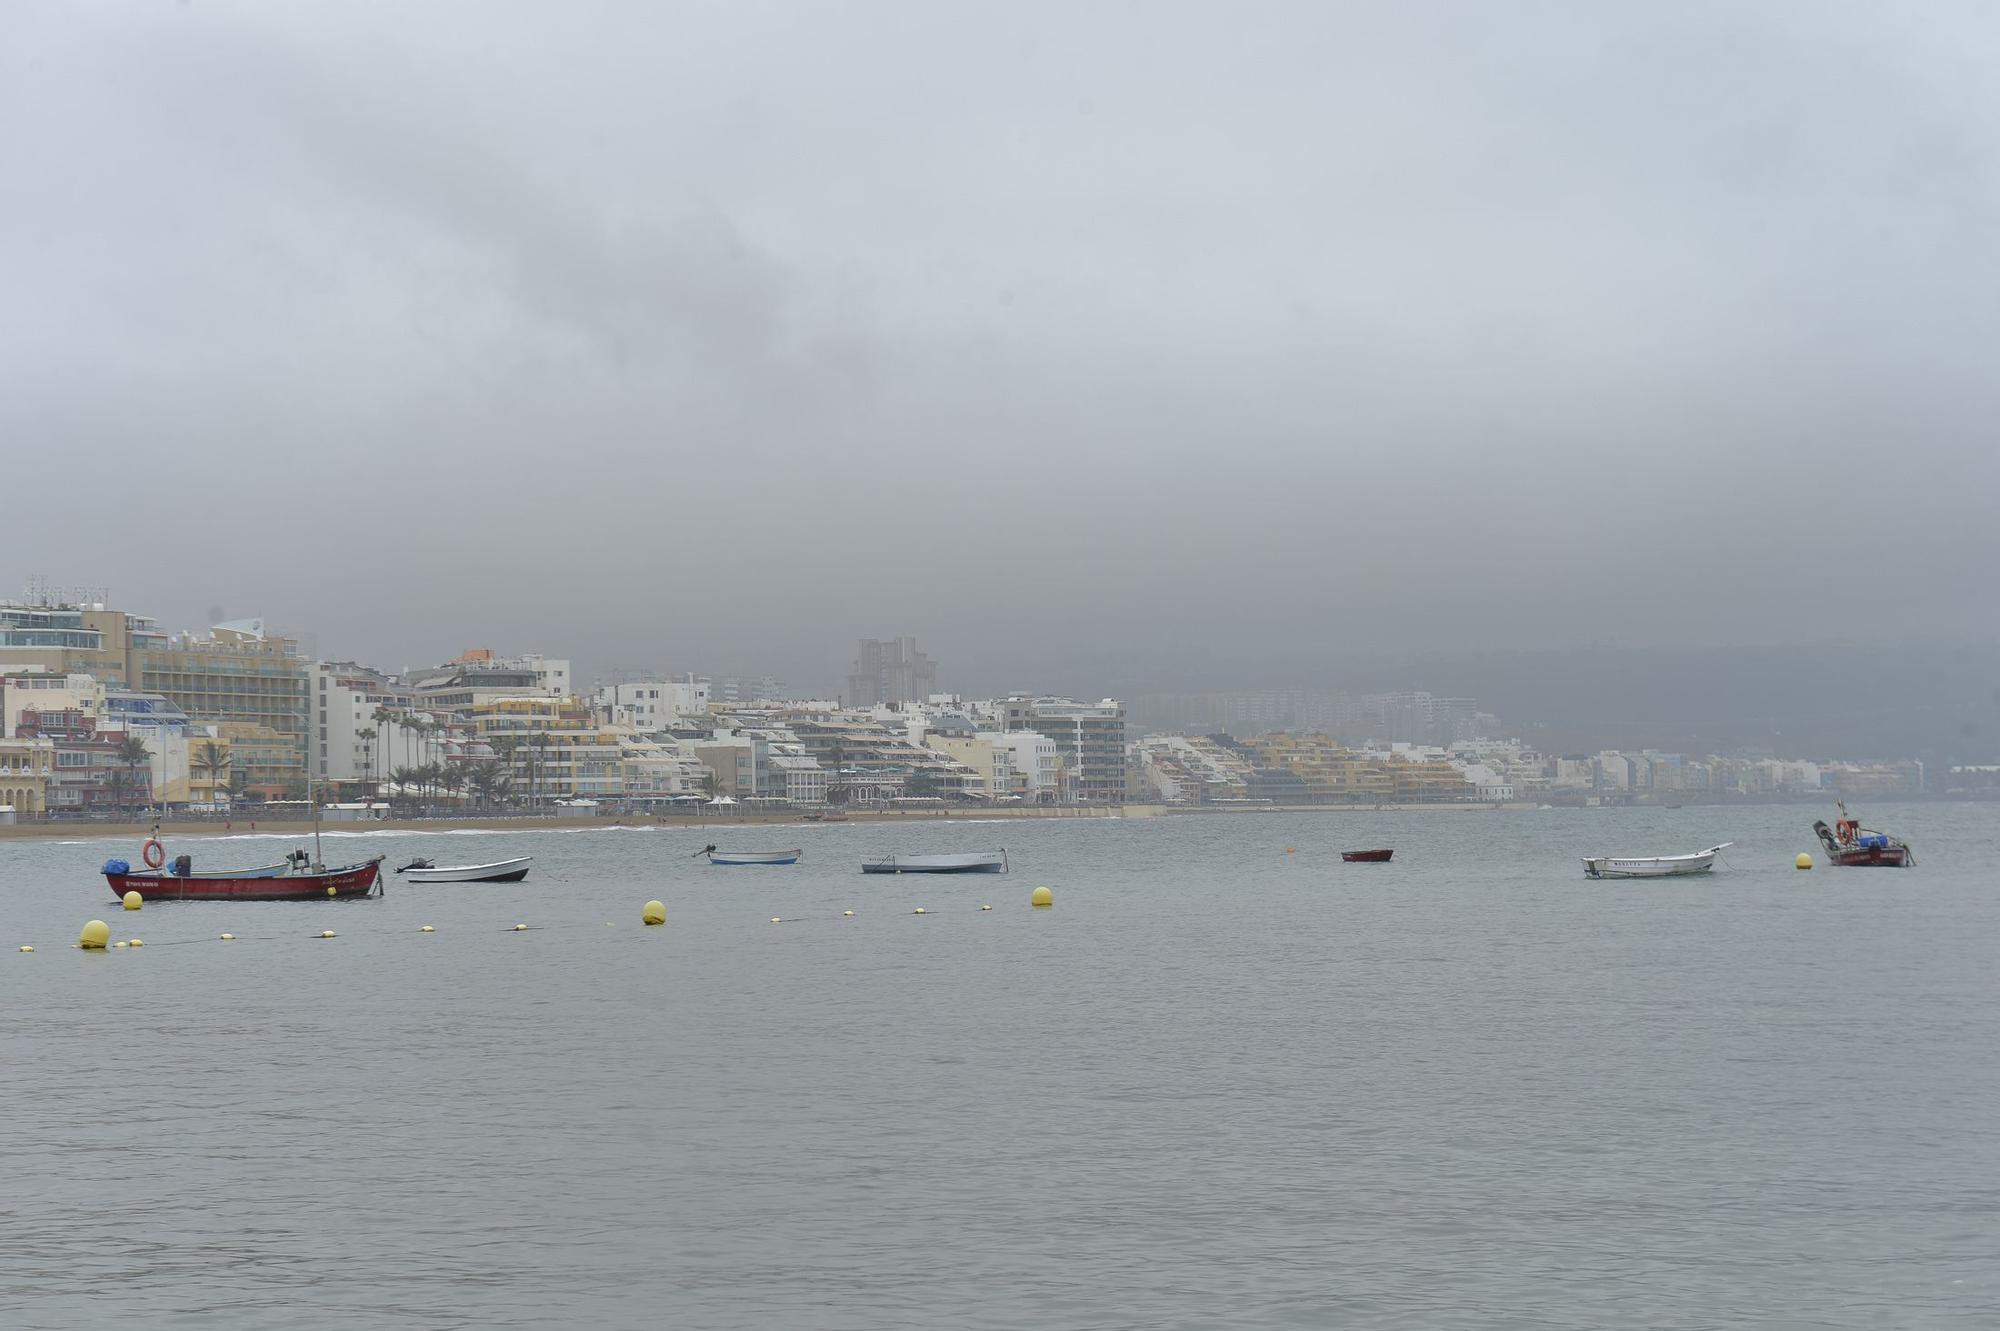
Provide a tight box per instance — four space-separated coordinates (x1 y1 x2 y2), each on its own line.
1812 802 1914 868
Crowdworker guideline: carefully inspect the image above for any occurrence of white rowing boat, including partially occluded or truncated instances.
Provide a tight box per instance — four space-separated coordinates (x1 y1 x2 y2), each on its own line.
706 848 802 866
860 851 1008 875
395 856 533 883
1582 843 1731 879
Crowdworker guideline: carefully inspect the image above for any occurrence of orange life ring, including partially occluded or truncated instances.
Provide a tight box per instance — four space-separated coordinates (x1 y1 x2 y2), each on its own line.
142 838 165 869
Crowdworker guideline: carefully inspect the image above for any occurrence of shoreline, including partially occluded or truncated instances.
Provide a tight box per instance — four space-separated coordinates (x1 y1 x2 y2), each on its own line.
0 802 1523 842
9 793 1973 843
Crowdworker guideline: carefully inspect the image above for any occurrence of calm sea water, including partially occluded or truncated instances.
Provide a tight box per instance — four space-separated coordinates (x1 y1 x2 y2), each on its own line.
3 804 1997 1329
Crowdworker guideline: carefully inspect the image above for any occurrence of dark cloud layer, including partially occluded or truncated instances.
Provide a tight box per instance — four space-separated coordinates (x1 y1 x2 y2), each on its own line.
4 1 1997 693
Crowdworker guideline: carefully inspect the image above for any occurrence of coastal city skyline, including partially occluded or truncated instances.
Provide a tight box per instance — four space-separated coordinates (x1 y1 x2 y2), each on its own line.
2 586 1984 823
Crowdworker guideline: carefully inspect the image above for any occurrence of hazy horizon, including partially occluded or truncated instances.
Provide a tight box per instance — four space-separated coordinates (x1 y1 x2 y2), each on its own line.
6 3 1998 702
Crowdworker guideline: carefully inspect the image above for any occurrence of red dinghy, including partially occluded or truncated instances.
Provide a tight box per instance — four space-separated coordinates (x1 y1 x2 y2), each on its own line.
1341 848 1394 863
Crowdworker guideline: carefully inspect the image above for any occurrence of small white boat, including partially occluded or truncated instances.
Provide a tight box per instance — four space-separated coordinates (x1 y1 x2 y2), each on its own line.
1582 843 1731 879
706 848 802 866
395 856 533 883
861 851 1008 875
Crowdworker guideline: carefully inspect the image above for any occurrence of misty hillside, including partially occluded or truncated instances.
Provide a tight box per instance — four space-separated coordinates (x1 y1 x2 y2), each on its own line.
1342 641 2000 762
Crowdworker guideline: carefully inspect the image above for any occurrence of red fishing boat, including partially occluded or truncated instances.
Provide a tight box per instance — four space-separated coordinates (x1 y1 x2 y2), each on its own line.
1812 802 1914 868
101 819 384 901
105 857 383 901
1341 848 1394 863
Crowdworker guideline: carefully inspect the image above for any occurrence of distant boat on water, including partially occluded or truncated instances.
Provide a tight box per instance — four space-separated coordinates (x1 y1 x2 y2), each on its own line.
1341 848 1394 863
705 848 802 866
396 856 533 883
1582 843 1731 879
1813 802 1914 867
861 851 1007 875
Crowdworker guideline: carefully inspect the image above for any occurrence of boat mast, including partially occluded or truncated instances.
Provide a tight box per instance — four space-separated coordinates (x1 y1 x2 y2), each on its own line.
311 771 323 871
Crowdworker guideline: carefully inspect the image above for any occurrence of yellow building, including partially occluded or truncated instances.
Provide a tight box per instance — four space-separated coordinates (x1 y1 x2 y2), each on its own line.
212 723 299 798
0 736 55 815
469 697 624 800
1241 733 1395 801
1385 757 1474 802
178 735 237 806
1238 732 1472 802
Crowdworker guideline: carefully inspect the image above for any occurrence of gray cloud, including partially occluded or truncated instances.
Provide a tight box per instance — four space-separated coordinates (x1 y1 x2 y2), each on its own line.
4 0 1997 695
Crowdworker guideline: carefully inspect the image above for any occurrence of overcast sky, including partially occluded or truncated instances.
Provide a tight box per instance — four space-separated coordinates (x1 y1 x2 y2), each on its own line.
4 1 1997 694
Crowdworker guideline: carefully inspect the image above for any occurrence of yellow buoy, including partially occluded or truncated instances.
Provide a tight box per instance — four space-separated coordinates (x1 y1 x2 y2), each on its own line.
513 923 528 931
1795 853 1813 870
113 940 130 949
327 885 338 897
128 939 144 948
79 919 111 950
19 945 34 953
980 904 993 911
842 909 854 917
419 925 435 933
912 907 927 915
320 930 336 939
642 899 666 926
1030 885 1054 908
122 890 143 911
219 933 235 941
771 916 782 924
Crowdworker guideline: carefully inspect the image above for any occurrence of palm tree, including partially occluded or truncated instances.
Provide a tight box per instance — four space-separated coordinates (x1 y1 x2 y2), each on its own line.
464 764 493 809
115 735 150 810
370 707 397 792
192 740 230 804
105 769 133 813
530 733 550 809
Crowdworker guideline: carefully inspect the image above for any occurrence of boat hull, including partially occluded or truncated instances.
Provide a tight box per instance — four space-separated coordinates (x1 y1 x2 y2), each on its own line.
1583 858 1716 879
708 850 802 866
107 859 383 901
1583 844 1730 879
399 857 533 883
1341 849 1394 863
1826 845 1911 868
861 852 1007 874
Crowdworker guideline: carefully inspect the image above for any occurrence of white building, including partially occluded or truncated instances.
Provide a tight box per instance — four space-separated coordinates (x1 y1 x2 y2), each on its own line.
924 733 1015 798
312 661 418 784
768 749 829 804
595 682 671 732
984 729 1059 802
0 670 104 735
407 652 571 716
